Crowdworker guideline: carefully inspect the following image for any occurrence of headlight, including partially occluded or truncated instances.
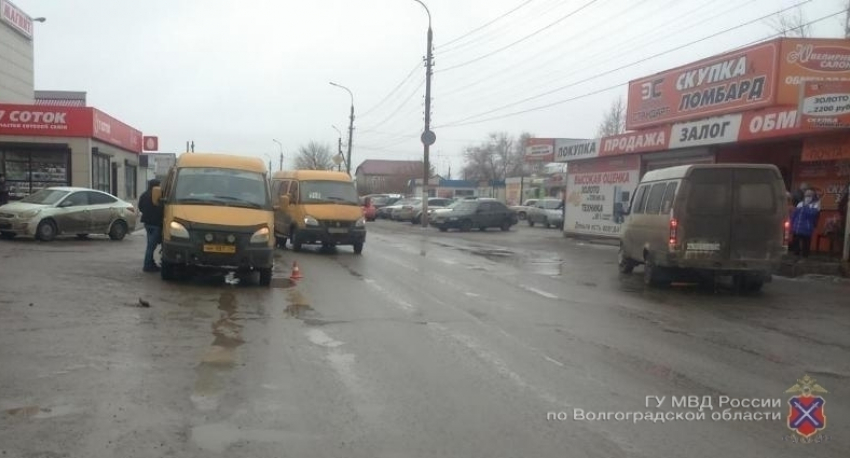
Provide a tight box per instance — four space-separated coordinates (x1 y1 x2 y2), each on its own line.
355 217 365 227
20 209 41 218
170 221 190 239
448 216 458 221
304 216 319 227
250 227 270 244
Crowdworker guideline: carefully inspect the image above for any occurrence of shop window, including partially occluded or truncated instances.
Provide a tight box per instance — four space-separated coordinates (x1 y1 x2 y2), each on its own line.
1 149 70 199
92 154 110 192
660 182 679 214
644 183 668 215
125 165 138 200
455 189 474 197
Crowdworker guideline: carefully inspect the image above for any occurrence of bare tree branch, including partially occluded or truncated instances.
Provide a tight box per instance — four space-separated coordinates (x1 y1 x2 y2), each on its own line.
295 141 334 170
596 96 626 137
766 6 811 37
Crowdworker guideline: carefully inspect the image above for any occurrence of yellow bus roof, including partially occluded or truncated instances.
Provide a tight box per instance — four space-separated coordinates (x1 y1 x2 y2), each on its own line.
271 170 352 181
176 153 267 173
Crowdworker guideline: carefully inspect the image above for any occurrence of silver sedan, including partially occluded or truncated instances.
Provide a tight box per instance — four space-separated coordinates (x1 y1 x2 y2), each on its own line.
0 187 137 241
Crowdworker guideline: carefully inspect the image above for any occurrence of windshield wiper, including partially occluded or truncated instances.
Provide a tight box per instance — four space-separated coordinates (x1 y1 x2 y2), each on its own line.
325 196 358 205
210 195 264 209
175 198 219 206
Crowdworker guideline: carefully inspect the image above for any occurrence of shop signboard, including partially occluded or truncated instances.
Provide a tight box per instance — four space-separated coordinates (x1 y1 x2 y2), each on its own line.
143 136 159 151
0 0 34 39
801 133 850 162
777 38 850 105
738 106 805 142
564 155 640 237
626 41 778 130
797 80 850 128
668 113 742 149
524 138 555 162
0 104 93 137
92 109 143 154
554 138 600 162
599 125 670 157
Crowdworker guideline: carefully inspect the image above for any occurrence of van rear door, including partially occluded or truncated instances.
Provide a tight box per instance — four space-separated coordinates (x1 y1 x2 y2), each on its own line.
730 168 782 261
681 168 733 260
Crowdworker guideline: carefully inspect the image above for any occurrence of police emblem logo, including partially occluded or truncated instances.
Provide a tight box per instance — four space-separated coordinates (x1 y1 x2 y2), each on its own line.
785 375 828 439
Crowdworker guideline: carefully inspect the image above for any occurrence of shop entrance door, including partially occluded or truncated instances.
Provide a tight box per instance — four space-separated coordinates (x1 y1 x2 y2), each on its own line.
111 163 118 197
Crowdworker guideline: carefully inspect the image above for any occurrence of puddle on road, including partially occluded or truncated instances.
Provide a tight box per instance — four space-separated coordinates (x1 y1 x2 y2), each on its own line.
4 404 81 419
192 292 247 410
285 290 314 319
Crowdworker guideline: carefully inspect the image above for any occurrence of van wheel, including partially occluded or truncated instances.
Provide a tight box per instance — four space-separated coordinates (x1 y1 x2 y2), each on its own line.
353 242 363 255
161 261 177 281
643 258 670 287
275 236 287 248
291 230 303 252
258 268 272 286
734 274 764 294
618 246 636 274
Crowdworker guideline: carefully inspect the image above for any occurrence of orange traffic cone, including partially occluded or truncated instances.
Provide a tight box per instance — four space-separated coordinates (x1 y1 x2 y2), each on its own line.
290 261 303 280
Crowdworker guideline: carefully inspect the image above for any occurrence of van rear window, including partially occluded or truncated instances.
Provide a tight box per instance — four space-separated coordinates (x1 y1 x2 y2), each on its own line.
735 169 778 213
686 169 732 215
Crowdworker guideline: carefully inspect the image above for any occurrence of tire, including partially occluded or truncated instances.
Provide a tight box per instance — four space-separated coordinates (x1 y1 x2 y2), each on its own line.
500 220 511 232
528 220 535 227
0 231 15 240
160 261 177 281
438 227 448 232
643 257 670 287
76 234 89 240
734 274 764 294
36 219 57 242
258 268 272 286
518 212 526 221
275 235 287 248
411 215 420 225
479 226 487 232
618 246 636 274
291 228 303 252
108 221 127 241
460 220 473 232
544 218 551 228
353 242 364 254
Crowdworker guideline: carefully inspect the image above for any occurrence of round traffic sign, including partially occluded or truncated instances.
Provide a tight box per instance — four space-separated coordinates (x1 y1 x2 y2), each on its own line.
421 130 436 146
333 154 343 165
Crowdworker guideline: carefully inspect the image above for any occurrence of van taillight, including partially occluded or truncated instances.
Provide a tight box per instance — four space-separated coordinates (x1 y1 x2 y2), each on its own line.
669 218 678 246
783 219 790 246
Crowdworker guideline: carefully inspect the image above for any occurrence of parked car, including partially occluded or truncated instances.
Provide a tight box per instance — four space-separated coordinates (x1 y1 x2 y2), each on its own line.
526 198 564 229
509 199 539 220
429 197 496 220
375 195 407 219
393 197 423 221
618 164 788 291
410 197 454 224
381 197 419 220
430 199 518 232
0 187 137 241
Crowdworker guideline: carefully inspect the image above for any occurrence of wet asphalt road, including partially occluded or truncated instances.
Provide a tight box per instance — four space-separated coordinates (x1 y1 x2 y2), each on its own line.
0 220 848 457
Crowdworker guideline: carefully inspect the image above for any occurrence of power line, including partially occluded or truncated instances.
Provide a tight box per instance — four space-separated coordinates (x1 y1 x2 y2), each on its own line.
435 0 813 127
436 0 538 49
436 0 602 73
359 60 422 119
358 78 425 133
436 8 844 129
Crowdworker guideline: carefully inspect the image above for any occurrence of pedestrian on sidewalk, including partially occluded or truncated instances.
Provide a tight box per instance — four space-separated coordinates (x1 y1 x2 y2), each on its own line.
0 173 9 206
791 182 810 207
789 189 821 259
138 179 163 272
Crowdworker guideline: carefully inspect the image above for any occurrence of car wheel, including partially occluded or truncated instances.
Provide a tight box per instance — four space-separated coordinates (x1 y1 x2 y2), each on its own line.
460 220 473 232
618 246 636 274
528 219 535 227
36 219 57 242
353 242 364 254
438 227 448 232
500 220 511 232
412 215 420 225
160 261 177 281
258 268 272 286
291 229 303 252
544 218 551 228
0 231 16 240
108 221 127 241
76 233 89 240
518 212 526 221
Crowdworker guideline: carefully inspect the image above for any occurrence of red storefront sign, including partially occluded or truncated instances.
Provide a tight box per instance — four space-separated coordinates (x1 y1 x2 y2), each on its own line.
0 104 93 137
777 38 850 105
92 109 142 153
600 126 670 157
801 133 850 162
1 0 34 39
0 104 142 153
524 138 555 162
143 136 159 151
797 80 850 128
738 106 806 142
627 40 779 130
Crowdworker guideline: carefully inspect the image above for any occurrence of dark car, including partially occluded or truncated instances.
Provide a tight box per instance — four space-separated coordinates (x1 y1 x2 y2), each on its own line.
430 199 518 232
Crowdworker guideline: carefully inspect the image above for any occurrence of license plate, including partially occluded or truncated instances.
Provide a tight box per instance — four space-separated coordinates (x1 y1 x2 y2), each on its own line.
203 244 236 254
328 227 348 234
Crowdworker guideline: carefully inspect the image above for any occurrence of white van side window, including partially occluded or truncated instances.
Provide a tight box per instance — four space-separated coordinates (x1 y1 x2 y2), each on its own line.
660 182 678 214
644 183 668 214
632 185 650 214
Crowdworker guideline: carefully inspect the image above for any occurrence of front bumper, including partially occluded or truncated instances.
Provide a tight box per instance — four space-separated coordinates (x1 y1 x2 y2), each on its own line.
0 216 38 236
298 225 366 245
161 222 273 271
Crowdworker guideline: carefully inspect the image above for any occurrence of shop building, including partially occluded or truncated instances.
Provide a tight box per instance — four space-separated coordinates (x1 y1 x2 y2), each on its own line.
532 37 850 258
0 0 148 202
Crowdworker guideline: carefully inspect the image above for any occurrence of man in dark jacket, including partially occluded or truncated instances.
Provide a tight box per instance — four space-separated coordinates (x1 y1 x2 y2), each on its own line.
138 179 164 272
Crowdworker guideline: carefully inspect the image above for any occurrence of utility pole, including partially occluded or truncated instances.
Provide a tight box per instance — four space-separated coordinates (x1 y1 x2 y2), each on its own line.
338 137 343 171
347 104 354 176
413 0 436 227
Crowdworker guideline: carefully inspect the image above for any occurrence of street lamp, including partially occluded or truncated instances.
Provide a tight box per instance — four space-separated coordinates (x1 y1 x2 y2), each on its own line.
412 0 435 227
329 82 354 175
272 139 283 171
332 125 344 171
33 17 46 23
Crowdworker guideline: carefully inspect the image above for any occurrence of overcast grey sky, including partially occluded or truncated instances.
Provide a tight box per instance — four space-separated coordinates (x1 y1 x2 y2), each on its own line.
17 0 847 176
